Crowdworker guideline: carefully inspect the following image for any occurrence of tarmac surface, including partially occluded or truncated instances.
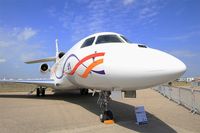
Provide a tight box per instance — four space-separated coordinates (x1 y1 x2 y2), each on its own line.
0 89 200 133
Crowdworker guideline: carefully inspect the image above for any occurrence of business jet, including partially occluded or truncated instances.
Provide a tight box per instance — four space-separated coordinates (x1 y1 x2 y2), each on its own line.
0 32 186 122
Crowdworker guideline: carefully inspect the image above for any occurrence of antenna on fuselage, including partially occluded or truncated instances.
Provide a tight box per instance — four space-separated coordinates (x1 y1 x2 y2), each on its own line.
55 39 59 62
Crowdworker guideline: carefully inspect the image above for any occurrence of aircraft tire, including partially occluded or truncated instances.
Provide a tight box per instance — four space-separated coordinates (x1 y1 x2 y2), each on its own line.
41 88 45 96
100 110 113 122
36 88 40 97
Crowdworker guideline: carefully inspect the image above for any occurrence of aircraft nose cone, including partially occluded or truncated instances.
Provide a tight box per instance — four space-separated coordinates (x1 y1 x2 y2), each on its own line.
166 56 186 77
105 45 187 89
152 49 187 79
179 61 187 74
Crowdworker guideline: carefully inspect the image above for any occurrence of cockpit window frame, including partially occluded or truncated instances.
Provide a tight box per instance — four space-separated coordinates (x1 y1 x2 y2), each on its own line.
120 35 131 43
95 34 123 44
80 36 95 48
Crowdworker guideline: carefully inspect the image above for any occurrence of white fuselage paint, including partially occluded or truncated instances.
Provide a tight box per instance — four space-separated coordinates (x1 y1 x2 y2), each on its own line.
50 32 186 91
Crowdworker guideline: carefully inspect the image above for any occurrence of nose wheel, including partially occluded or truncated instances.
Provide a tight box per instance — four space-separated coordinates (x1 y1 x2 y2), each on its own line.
97 91 114 123
100 110 113 122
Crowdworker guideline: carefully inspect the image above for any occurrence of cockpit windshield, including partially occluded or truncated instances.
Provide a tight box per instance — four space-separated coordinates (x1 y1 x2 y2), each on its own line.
96 35 122 44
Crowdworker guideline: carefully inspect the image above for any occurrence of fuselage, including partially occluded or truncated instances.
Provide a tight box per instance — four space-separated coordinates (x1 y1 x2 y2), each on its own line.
50 32 186 91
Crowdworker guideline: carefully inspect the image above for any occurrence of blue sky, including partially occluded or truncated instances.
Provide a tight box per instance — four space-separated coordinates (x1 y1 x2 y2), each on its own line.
0 0 200 78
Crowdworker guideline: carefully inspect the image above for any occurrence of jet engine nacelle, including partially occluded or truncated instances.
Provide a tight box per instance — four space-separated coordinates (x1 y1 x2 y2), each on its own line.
58 52 65 59
40 63 49 73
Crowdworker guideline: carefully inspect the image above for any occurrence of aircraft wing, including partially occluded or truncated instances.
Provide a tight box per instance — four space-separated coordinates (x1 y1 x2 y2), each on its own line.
0 79 55 88
24 57 56 64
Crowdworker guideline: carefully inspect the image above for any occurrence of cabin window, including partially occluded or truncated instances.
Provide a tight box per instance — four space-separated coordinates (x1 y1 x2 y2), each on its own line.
96 35 122 44
81 37 95 48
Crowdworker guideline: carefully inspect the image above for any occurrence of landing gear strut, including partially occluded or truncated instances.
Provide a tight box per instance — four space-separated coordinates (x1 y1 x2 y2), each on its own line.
36 87 46 97
97 91 114 122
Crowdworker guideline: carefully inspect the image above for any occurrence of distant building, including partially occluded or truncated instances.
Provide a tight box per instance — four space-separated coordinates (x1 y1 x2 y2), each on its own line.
191 78 200 87
177 77 194 82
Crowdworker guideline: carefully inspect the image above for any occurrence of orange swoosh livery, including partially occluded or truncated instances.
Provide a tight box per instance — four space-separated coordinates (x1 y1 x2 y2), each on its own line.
67 52 105 78
80 59 104 78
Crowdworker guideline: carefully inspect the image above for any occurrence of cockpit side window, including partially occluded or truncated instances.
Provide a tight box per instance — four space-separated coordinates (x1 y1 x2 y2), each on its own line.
81 37 95 48
120 35 131 43
96 35 122 44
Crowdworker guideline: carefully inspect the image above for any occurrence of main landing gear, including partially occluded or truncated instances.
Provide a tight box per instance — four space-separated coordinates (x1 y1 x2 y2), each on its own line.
97 91 114 123
36 87 46 97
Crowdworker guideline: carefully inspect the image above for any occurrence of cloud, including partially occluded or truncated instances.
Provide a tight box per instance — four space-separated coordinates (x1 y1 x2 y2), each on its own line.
139 7 158 19
122 0 135 5
137 0 163 23
160 31 200 41
57 0 137 42
47 7 57 17
170 50 198 58
50 0 166 42
58 1 108 41
17 27 37 41
0 26 49 78
0 26 46 62
0 59 6 63
0 40 11 48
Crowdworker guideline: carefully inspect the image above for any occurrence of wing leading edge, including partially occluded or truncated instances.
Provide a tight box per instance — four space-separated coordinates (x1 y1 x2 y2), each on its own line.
0 79 55 88
24 57 56 64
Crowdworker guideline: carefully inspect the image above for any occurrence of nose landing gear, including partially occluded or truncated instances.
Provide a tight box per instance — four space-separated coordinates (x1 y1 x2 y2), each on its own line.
97 91 114 123
80 89 88 95
36 87 46 97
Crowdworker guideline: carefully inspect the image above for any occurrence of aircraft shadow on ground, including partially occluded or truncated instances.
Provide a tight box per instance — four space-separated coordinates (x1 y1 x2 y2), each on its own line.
0 91 176 133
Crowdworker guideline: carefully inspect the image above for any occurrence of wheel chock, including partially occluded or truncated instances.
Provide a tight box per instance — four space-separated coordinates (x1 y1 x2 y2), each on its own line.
103 120 115 124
